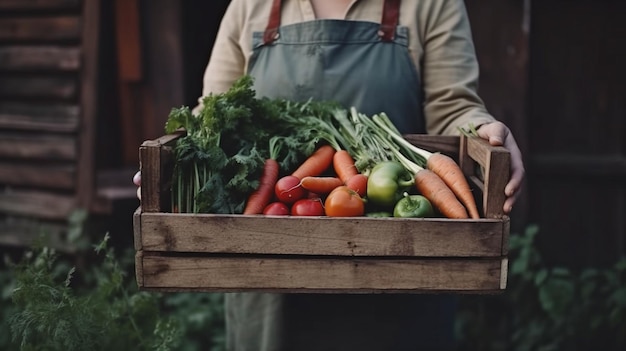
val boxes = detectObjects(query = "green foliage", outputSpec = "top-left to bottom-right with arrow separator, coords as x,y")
1,231 -> 226,351
7,234 -> 181,351
165,75 -> 349,214
455,225 -> 626,351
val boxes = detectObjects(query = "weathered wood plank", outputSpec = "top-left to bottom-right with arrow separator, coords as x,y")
0,0 -> 80,11
0,102 -> 79,132
0,132 -> 76,160
75,0 -> 99,210
139,213 -> 508,257
0,190 -> 75,220
0,162 -> 74,189
139,254 -> 505,293
0,76 -> 77,99
465,136 -> 510,218
403,134 -> 459,157
0,17 -> 80,41
0,46 -> 80,71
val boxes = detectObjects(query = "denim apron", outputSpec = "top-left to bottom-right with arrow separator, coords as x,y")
225,1 -> 455,350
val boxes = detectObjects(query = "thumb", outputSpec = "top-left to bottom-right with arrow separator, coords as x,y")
476,122 -> 506,146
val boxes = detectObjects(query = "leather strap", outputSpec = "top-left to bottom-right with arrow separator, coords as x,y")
380,0 -> 401,42
263,0 -> 401,44
263,0 -> 283,44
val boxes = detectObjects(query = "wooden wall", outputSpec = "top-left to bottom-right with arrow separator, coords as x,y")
526,0 -> 626,268
0,0 -> 100,248
466,0 -> 626,268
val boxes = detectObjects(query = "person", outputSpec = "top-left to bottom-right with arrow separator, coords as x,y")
134,0 -> 525,350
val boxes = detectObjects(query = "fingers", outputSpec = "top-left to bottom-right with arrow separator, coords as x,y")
477,122 -> 525,214
133,171 -> 141,186
133,171 -> 141,200
476,121 -> 507,146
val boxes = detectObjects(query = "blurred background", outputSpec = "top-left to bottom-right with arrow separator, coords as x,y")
0,0 -> 624,350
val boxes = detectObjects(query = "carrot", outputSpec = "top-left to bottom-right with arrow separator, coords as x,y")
291,144 -> 336,180
426,153 -> 480,219
243,158 -> 281,215
333,149 -> 358,183
371,113 -> 481,219
300,176 -> 344,195
345,173 -> 368,197
415,169 -> 469,219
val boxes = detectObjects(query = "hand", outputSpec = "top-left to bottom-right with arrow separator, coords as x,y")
476,121 -> 525,214
133,170 -> 141,200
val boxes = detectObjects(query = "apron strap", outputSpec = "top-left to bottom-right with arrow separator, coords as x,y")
263,0 -> 283,44
379,0 -> 401,42
263,0 -> 402,44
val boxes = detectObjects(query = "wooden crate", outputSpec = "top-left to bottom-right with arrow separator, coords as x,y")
134,132 -> 510,293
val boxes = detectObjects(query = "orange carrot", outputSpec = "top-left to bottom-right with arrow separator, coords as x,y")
426,153 -> 480,219
300,176 -> 344,195
345,173 -> 368,197
292,144 -> 336,180
243,158 -> 280,215
415,169 -> 469,219
333,149 -> 358,183
371,113 -> 480,218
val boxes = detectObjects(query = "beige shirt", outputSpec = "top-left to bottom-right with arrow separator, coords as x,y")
199,0 -> 496,135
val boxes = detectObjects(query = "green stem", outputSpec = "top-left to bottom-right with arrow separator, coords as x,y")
372,113 -> 431,164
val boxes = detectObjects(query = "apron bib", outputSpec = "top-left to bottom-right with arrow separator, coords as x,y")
247,0 -> 425,134
225,1 -> 454,350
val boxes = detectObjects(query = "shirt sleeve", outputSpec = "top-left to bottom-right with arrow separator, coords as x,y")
193,0 -> 247,114
421,0 -> 496,136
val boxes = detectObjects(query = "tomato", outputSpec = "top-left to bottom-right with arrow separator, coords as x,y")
291,198 -> 325,216
263,202 -> 290,216
275,175 -> 306,204
324,186 -> 365,217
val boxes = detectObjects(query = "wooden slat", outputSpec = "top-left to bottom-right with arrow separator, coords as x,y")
139,213 -> 508,257
0,76 -> 77,99
0,17 -> 80,41
0,102 -> 79,132
403,135 -> 459,157
139,134 -> 179,213
138,254 -> 505,293
0,190 -> 75,220
0,0 -> 80,11
465,136 -> 510,218
0,46 -> 80,71
0,162 -> 74,189
0,132 -> 76,160
75,0 -> 99,211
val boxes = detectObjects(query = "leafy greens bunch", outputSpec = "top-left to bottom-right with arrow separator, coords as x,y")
164,75 -> 341,214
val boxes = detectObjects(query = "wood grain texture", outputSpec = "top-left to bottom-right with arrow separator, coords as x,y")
0,46 -> 80,71
0,102 -> 79,132
134,133 -> 511,292
0,17 -> 80,41
0,132 -> 76,160
0,76 -> 77,99
0,189 -> 75,219
139,254 -> 505,293
0,162 -> 74,189
139,213 -> 508,257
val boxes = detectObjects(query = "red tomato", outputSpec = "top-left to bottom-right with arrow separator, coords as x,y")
263,202 -> 290,216
291,198 -> 325,216
324,186 -> 365,217
275,175 -> 306,204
